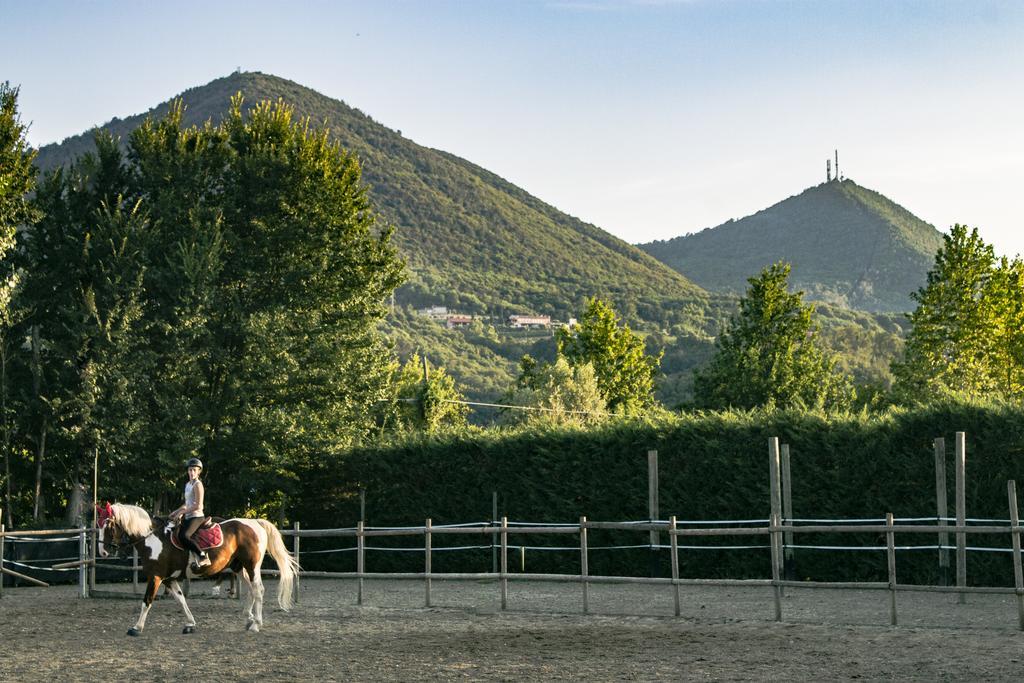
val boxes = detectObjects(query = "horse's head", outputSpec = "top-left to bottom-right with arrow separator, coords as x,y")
96,502 -> 129,558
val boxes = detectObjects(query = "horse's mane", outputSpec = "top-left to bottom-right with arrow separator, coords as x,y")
111,503 -> 154,537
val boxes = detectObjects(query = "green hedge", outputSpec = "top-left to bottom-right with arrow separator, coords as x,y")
293,402 -> 1024,585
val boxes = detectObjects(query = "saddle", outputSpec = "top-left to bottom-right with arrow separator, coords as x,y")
169,517 -> 224,551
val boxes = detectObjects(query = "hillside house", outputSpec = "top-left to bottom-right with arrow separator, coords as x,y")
417,306 -> 449,320
446,314 -> 473,329
508,314 -> 551,329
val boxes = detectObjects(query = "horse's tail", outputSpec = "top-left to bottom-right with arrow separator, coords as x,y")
256,519 -> 300,611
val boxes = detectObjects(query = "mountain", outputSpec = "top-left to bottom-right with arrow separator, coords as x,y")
35,71 -> 715,327
32,72 -> 906,406
639,179 -> 946,313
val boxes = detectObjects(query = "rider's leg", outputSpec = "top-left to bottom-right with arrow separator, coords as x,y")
179,516 -> 207,565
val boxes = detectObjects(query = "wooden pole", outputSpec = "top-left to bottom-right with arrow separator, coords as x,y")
648,449 -> 660,578
955,431 -> 967,604
359,489 -> 366,524
1,565 -> 48,587
293,521 -> 300,605
500,516 -> 508,610
934,437 -> 949,585
781,443 -> 794,581
580,516 -> 589,614
78,527 -> 88,598
356,520 -> 364,606
491,491 -> 498,574
769,512 -> 782,621
670,515 -> 680,617
768,438 -> 784,598
425,518 -> 432,608
1007,481 -> 1024,631
886,512 -> 897,626
0,520 -> 4,599
90,445 -> 97,593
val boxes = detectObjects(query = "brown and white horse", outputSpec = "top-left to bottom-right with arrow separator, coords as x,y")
97,502 -> 299,635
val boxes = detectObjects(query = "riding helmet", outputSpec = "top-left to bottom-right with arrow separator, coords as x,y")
186,457 -> 203,469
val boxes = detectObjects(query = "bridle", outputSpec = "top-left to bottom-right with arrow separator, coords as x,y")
100,519 -> 136,558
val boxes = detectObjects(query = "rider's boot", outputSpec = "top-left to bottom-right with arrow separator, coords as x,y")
196,550 -> 211,568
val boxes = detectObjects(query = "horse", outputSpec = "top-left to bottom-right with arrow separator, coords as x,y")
96,502 -> 299,635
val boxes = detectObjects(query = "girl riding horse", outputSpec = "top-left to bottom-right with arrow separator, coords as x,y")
97,501 -> 299,635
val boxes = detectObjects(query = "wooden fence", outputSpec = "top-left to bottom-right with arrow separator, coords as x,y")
3,434 -> 1023,629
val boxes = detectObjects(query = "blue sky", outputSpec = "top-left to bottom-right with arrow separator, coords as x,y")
4,0 -> 1022,256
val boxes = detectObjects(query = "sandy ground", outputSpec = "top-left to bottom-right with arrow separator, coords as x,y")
1,577 -> 1023,681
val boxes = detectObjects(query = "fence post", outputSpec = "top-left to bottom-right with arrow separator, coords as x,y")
500,516 -> 508,610
0,521 -> 4,599
886,512 -> 898,626
955,431 -> 967,604
293,521 -> 300,605
934,437 -> 949,586
781,444 -> 795,581
768,438 -> 784,600
1007,481 -> 1024,631
580,516 -> 589,614
132,547 -> 139,595
491,491 -> 498,574
425,518 -> 432,608
769,511 -> 782,621
78,527 -> 88,598
648,450 -> 660,578
356,520 -> 364,606
670,515 -> 680,617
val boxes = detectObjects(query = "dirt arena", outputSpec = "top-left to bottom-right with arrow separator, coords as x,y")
1,577 -> 1022,681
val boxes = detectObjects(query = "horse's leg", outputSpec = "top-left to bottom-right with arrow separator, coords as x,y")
211,573 -> 223,597
165,579 -> 198,634
239,566 -> 260,631
251,562 -> 266,628
127,575 -> 162,637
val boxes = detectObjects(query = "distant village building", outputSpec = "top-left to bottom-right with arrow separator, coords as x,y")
508,314 -> 551,329
417,306 -> 449,320
445,314 -> 473,329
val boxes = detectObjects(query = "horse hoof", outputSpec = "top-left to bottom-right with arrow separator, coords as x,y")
246,620 -> 260,633
182,625 -> 195,634
127,628 -> 141,637
211,586 -> 220,597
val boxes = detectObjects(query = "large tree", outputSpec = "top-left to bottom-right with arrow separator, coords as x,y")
12,97 -> 406,520
0,82 -> 40,525
693,262 -> 853,411
556,297 -> 660,414
891,224 -> 1021,400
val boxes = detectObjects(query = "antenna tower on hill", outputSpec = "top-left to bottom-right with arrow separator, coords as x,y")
835,149 -> 840,181
826,159 -> 832,182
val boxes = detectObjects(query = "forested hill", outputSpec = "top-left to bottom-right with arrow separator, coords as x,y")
639,179 -> 946,313
34,71 -> 713,332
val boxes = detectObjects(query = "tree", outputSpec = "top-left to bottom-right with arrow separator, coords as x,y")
384,354 -> 469,433
556,298 -> 661,414
891,225 -> 999,400
14,136 -> 148,520
693,262 -> 853,411
0,82 -> 40,525
986,257 -> 1024,396
504,355 -> 607,427
12,97 -> 407,519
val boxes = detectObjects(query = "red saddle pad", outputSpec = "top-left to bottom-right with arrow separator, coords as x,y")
170,522 -> 223,551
